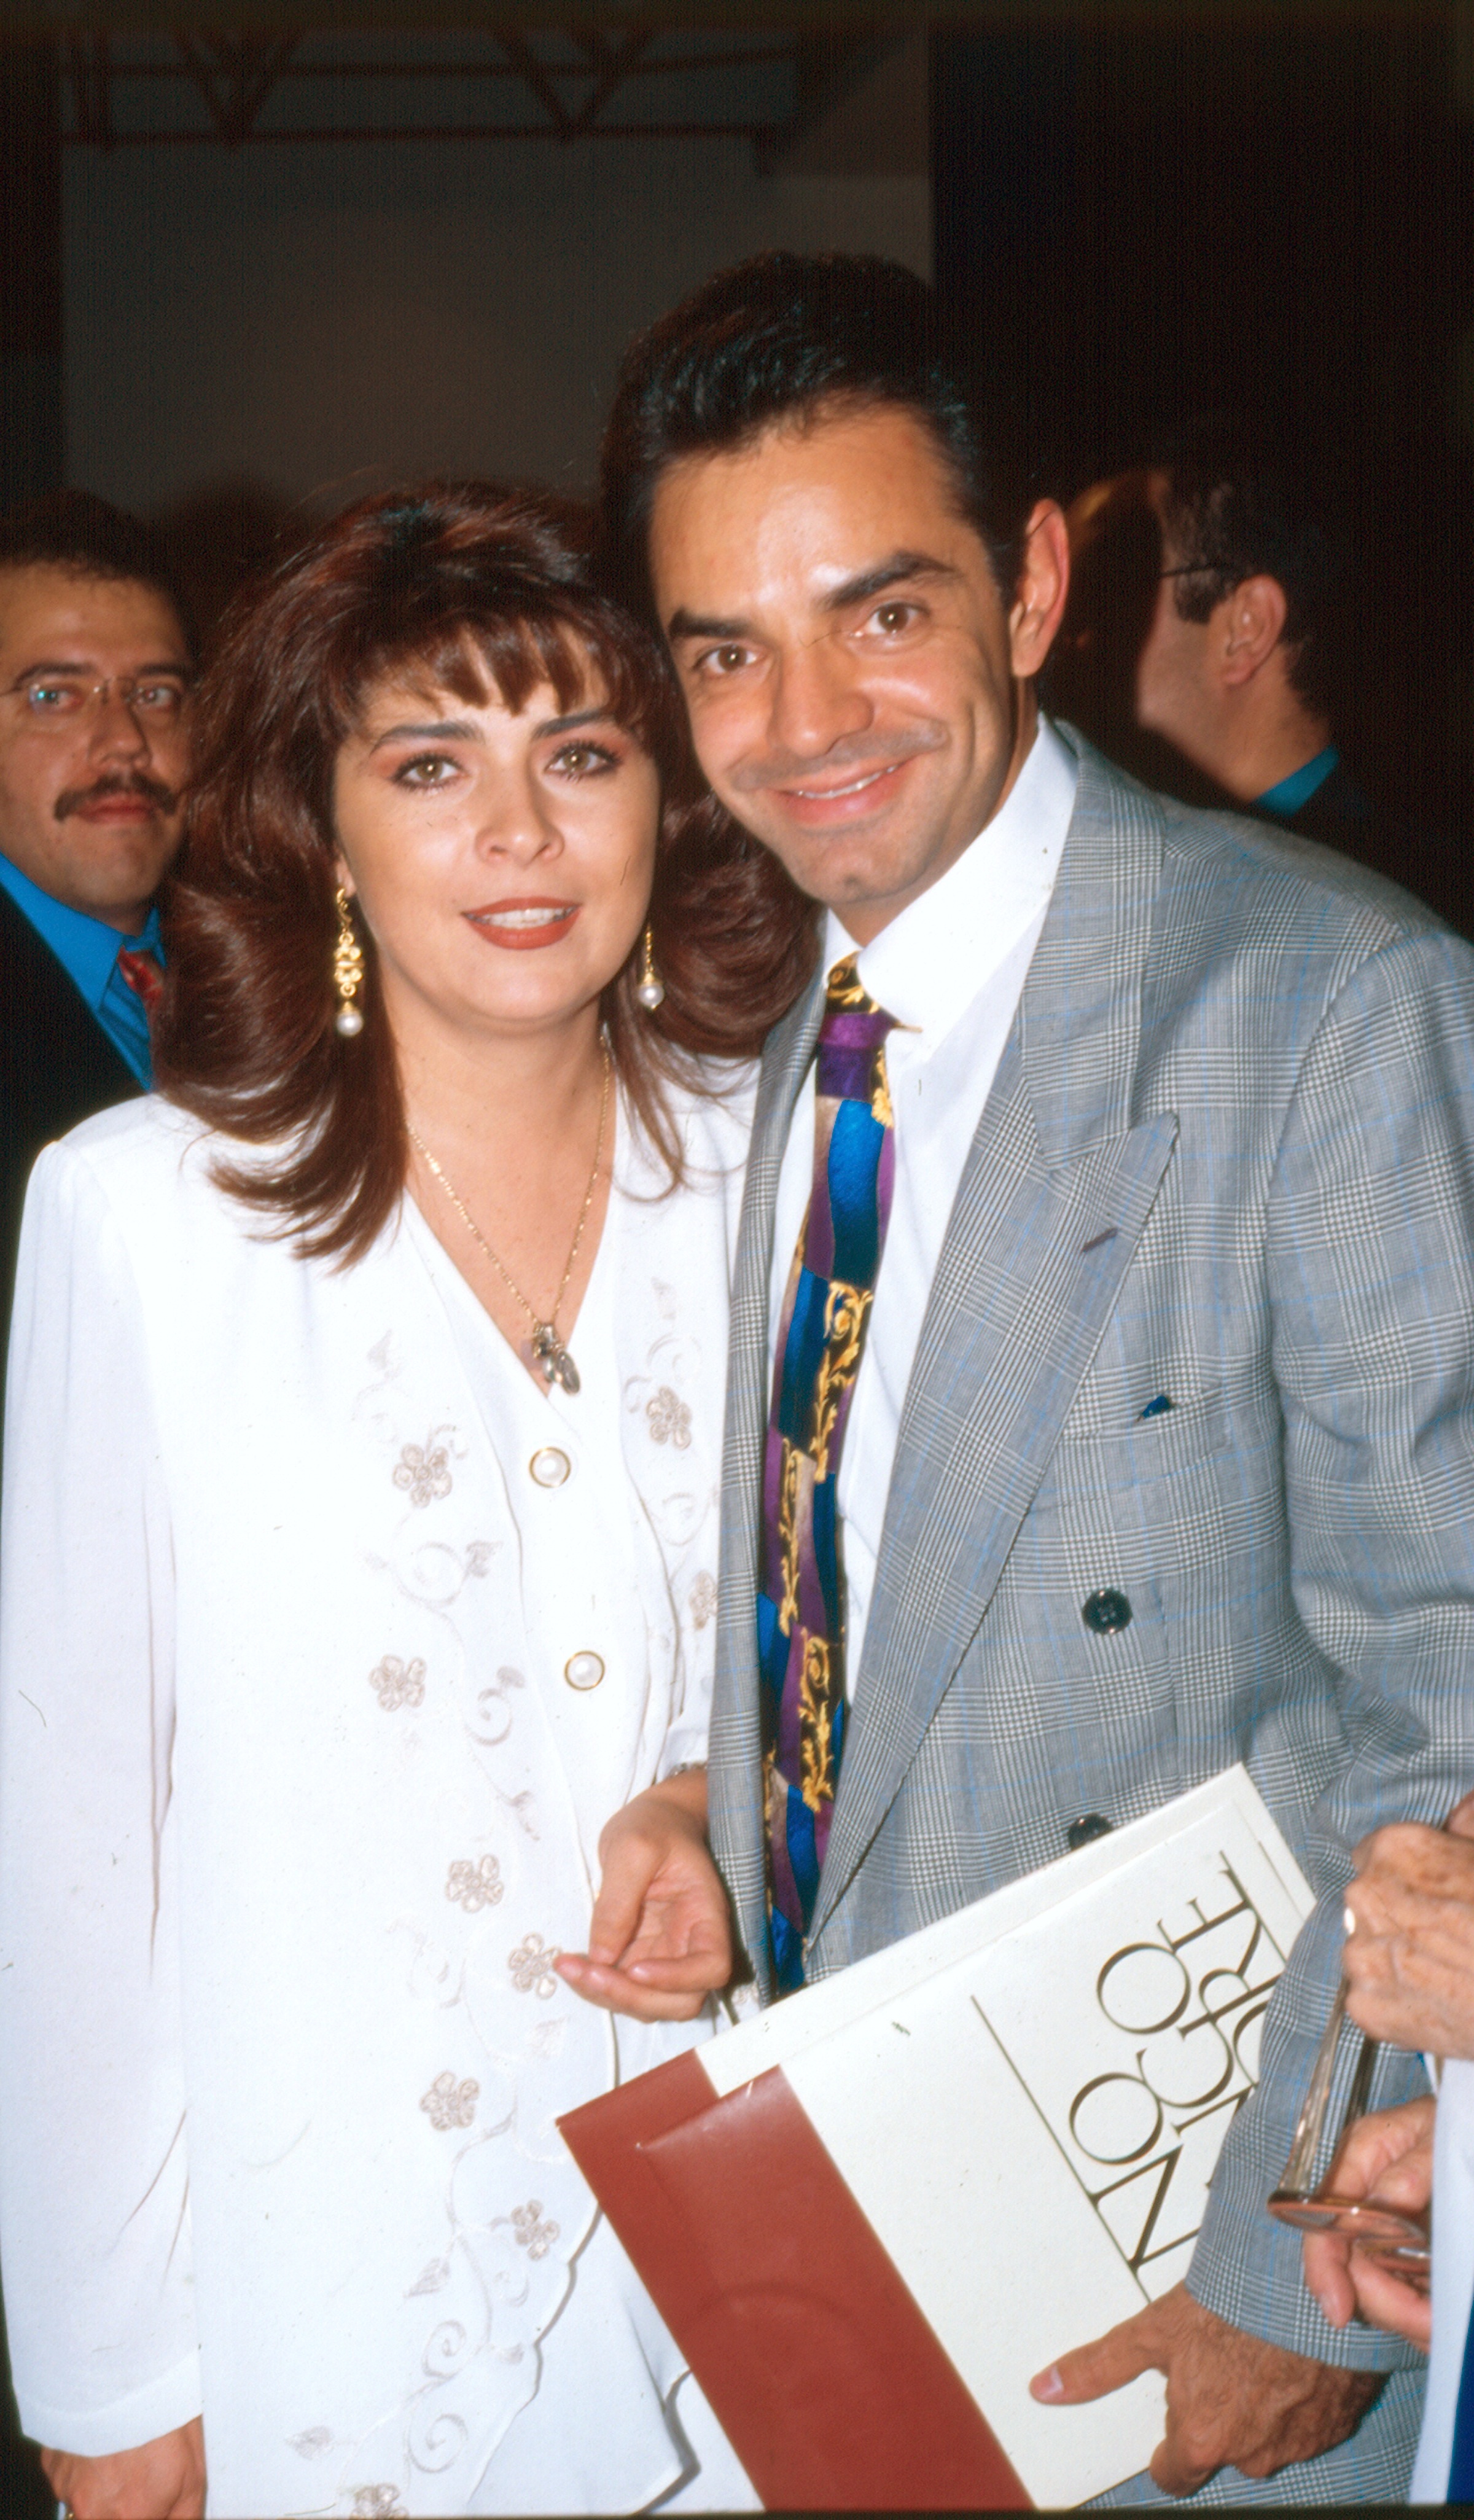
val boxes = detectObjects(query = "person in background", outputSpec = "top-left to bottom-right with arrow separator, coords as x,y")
596,249 -> 1474,2504
0,490 -> 193,1311
1055,425 -> 1461,929
1300,1796 -> 1474,2502
0,487 -> 193,2520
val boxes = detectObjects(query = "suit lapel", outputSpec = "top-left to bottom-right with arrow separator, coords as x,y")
711,967 -> 826,1976
810,738 -> 1180,1946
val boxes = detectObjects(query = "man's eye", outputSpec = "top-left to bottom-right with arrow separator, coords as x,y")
134,683 -> 187,717
24,681 -> 84,712
870,603 -> 918,634
700,646 -> 751,676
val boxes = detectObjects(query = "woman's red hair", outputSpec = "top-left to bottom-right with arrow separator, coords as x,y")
154,482 -> 815,1262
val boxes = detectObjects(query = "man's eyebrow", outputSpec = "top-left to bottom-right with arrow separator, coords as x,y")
9,658 -> 192,681
666,609 -> 752,645
820,551 -> 961,612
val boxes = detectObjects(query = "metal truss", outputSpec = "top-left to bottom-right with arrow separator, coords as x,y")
57,24 -> 833,148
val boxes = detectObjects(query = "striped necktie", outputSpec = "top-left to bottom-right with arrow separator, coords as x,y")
758,954 -> 897,1994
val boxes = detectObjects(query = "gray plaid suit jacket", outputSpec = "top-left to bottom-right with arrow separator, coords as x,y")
708,731 -> 1474,2504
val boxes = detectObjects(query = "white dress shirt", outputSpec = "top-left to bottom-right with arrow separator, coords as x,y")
0,1082 -> 758,2516
768,716 -> 1078,1690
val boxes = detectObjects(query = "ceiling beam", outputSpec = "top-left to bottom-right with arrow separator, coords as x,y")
173,31 -> 298,141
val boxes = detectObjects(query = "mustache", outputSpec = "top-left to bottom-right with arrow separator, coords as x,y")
54,771 -> 178,822
727,727 -> 945,794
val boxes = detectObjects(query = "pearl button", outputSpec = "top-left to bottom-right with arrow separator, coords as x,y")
529,1447 -> 571,1489
564,1650 -> 605,1691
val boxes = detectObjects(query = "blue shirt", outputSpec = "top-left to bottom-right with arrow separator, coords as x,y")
1254,746 -> 1341,819
0,851 -> 161,1088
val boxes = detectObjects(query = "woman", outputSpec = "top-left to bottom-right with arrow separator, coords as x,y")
0,486 -> 811,2518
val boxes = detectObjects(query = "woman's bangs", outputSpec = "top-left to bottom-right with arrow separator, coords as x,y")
348,607 -> 651,745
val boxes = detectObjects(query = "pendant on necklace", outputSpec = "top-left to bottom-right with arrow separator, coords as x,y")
531,1322 -> 580,1395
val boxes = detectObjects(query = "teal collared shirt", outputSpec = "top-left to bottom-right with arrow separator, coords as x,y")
1254,746 -> 1340,819
0,851 -> 161,1086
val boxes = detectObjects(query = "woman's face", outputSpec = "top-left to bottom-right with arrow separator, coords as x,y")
332,650 -> 660,1045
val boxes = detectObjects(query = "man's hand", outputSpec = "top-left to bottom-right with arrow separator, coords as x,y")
1029,2282 -> 1381,2495
1300,2095 -> 1434,2349
41,2417 -> 206,2519
1343,1788 -> 1474,2058
555,1768 -> 732,2021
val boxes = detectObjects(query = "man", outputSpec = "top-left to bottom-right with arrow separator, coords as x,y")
583,252 -> 1474,2502
1301,1801 -> 1474,2502
1055,431 -> 1460,929
0,490 -> 192,1313
0,490 -> 191,2520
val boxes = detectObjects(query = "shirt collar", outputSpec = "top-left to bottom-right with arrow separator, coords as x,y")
0,848 -> 162,1012
1254,746 -> 1340,818
824,714 -> 1078,1043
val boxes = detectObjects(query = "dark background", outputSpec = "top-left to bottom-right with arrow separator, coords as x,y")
1,6 -> 1472,2511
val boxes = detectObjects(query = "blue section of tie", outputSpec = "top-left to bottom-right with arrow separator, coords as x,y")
828,1099 -> 886,1285
1448,2305 -> 1474,2499
778,1268 -> 829,1444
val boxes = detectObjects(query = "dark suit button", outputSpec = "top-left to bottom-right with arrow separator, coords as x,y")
1068,1814 -> 1114,1851
1083,1586 -> 1133,1633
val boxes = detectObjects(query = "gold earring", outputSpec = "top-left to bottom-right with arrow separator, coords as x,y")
333,886 -> 365,1036
635,924 -> 665,1012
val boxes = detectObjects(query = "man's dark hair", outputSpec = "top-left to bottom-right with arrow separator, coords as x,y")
601,251 -> 1022,617
1154,419 -> 1347,719
0,488 -> 193,650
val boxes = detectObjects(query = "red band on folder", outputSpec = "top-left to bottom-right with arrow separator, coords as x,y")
561,2051 -> 1030,2511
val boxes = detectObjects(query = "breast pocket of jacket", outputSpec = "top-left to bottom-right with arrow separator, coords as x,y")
989,1391 -> 1235,1784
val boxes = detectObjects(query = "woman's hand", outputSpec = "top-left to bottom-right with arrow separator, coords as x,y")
1300,2096 -> 1435,2348
1343,1789 -> 1474,2058
41,2416 -> 206,2519
556,1769 -> 733,2021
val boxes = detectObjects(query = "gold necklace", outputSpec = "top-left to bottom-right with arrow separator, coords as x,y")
408,1043 -> 612,1395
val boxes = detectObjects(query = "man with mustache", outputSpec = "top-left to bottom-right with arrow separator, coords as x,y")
588,252 -> 1474,2503
0,492 -> 192,1319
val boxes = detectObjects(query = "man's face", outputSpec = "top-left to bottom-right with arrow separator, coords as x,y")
1131,475 -> 1219,756
649,402 -> 1068,942
0,564 -> 192,931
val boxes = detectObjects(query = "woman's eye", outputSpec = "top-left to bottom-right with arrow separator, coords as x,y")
548,741 -> 618,779
394,752 -> 459,787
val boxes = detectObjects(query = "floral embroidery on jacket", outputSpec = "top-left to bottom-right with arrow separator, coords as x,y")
368,1654 -> 426,1712
645,1384 -> 692,1449
445,1854 -> 503,1912
392,1438 -> 453,1508
509,2200 -> 560,2260
351,2490 -> 407,2518
419,2070 -> 479,2131
689,1570 -> 717,1630
508,1932 -> 560,1997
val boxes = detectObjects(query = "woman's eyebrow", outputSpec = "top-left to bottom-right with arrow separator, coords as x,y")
367,718 -> 481,750
533,705 -> 614,738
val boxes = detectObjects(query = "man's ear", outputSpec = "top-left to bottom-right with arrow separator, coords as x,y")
1217,574 -> 1289,688
1008,500 -> 1071,680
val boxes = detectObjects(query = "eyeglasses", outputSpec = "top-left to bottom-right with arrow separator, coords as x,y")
6,671 -> 191,727
1265,1976 -> 1431,2287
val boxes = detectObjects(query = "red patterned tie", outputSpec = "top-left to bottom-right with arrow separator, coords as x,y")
117,946 -> 163,1018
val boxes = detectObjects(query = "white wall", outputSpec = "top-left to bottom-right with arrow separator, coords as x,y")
64,136 -> 929,514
